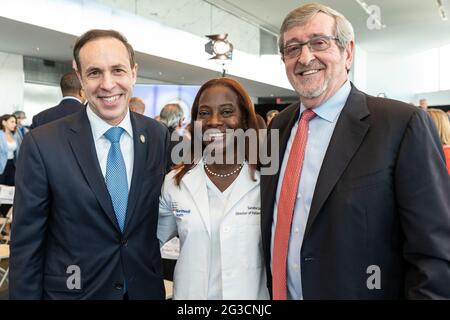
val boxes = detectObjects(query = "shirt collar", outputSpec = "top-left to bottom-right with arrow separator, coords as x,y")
86,104 -> 133,141
62,96 -> 83,104
300,79 -> 351,123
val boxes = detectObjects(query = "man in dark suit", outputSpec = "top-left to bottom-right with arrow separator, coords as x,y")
10,29 -> 169,299
261,3 -> 450,300
30,71 -> 86,129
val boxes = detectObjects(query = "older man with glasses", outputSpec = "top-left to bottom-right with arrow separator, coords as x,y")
260,3 -> 450,300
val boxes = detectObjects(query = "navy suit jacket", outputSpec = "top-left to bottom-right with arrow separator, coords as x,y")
261,85 -> 450,299
30,97 -> 85,129
10,109 -> 170,299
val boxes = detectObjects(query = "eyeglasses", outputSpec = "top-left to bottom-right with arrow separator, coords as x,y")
281,36 -> 337,60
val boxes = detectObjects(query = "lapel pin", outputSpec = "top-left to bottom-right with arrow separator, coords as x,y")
140,134 -> 146,143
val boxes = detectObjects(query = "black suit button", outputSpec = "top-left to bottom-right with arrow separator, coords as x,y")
121,239 -> 128,246
303,257 -> 314,262
115,283 -> 123,290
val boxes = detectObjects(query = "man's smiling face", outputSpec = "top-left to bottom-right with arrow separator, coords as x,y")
76,37 -> 137,125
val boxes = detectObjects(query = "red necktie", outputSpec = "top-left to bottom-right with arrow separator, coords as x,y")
272,109 -> 316,300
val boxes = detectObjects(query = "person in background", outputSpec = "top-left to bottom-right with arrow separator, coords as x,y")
183,123 -> 192,141
13,111 -> 28,141
0,114 -> 19,216
159,103 -> 184,168
30,71 -> 86,129
266,109 -> 279,125
419,98 -> 429,111
0,114 -> 19,186
129,96 -> 146,115
158,77 -> 269,300
159,103 -> 184,135
427,108 -> 450,174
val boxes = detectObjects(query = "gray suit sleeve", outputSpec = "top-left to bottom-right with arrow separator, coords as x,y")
10,132 -> 50,299
394,109 -> 450,299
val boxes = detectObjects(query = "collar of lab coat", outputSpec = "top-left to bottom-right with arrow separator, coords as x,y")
181,159 -> 260,237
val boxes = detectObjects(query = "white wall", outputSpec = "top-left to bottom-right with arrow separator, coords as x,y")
364,51 -> 415,103
352,45 -> 367,92
0,51 -> 24,114
23,83 -> 62,125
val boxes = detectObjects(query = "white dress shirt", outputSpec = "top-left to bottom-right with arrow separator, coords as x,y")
205,173 -> 236,300
86,105 -> 134,190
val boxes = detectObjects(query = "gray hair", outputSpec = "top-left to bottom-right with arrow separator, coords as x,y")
279,3 -> 354,53
13,111 -> 26,119
159,103 -> 184,130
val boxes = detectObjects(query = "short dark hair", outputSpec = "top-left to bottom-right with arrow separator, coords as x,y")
73,29 -> 135,73
60,71 -> 82,96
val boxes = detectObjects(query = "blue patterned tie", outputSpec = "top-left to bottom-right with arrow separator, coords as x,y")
104,127 -> 128,232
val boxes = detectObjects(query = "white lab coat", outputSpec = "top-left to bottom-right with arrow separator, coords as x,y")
158,161 -> 269,300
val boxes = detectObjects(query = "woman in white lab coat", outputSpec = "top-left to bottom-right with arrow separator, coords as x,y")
158,77 -> 269,300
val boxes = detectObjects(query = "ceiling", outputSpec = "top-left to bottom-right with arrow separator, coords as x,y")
1,0 -> 450,99
0,16 -> 295,99
216,0 -> 450,53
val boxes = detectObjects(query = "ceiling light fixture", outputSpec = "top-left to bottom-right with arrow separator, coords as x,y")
205,33 -> 233,76
205,33 -> 233,61
436,0 -> 448,21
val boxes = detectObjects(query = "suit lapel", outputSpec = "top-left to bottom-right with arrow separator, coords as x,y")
304,86 -> 370,239
123,113 -> 147,232
67,110 -> 120,232
182,161 -> 212,237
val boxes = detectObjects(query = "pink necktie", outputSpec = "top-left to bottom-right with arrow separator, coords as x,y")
272,109 -> 316,300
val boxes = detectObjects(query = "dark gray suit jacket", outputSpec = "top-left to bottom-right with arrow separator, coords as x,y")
261,84 -> 450,299
10,109 -> 170,299
30,97 -> 85,129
